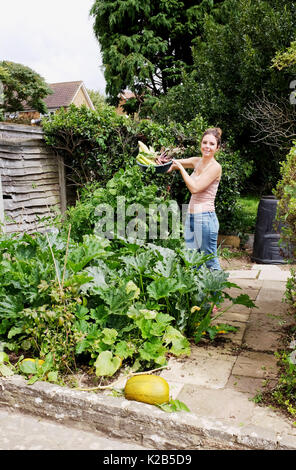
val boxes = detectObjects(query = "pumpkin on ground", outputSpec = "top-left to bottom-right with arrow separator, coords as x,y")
124,374 -> 169,405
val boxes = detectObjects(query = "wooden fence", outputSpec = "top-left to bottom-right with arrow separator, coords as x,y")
0,123 -> 66,234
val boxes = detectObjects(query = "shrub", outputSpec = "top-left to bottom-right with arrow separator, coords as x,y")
270,142 -> 296,417
274,142 -> 296,259
42,103 -> 139,188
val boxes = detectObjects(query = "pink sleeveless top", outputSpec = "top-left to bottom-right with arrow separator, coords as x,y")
188,177 -> 220,213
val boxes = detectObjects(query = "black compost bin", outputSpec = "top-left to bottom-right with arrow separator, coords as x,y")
252,195 -> 286,264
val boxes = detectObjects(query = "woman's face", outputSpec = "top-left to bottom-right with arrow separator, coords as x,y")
200,133 -> 219,158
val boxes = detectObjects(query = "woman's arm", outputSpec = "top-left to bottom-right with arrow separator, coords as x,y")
173,159 -> 221,194
167,157 -> 199,172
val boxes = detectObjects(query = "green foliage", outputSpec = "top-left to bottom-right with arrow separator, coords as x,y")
271,143 -> 296,417
236,196 -> 260,233
268,348 -> 296,418
89,0 -> 214,104
157,398 -> 190,413
274,142 -> 296,259
215,149 -> 254,235
0,61 -> 52,114
63,165 -> 168,243
42,103 -> 138,187
146,73 -> 201,124
272,40 -> 296,72
191,0 -> 295,131
87,89 -> 106,109
0,212 -> 254,382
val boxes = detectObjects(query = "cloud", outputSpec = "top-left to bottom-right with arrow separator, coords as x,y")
0,0 -> 106,94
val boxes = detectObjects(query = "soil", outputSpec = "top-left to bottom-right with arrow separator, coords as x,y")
219,247 -> 296,271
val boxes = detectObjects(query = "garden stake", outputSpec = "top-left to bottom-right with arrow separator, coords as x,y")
45,232 -> 64,299
75,365 -> 170,391
61,223 -> 71,289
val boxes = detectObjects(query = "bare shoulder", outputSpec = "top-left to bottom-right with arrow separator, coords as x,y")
214,159 -> 222,174
192,157 -> 202,169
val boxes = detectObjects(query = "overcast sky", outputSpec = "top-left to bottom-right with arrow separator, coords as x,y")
0,0 -> 107,94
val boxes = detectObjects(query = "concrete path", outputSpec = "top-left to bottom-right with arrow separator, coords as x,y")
0,407 -> 149,450
1,263 -> 296,450
158,264 -> 296,449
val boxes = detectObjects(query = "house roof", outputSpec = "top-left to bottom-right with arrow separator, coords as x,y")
23,81 -> 94,111
118,90 -> 136,101
45,81 -> 84,108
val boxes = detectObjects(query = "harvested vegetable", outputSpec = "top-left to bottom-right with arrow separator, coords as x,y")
136,141 -> 173,167
124,374 -> 170,405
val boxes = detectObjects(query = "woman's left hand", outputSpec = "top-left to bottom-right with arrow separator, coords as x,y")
171,159 -> 183,171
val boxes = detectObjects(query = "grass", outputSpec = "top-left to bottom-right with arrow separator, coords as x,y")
237,194 -> 260,233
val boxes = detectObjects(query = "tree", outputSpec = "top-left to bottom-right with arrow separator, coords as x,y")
87,89 -> 106,110
0,61 -> 52,115
90,0 -> 221,105
191,0 -> 296,136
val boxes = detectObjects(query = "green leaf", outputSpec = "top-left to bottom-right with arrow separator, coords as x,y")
178,247 -> 211,268
163,326 -> 191,356
94,351 -> 122,377
194,312 -> 212,343
154,257 -> 176,278
99,285 -> 135,314
67,235 -> 112,273
0,351 -> 10,364
232,294 -> 256,309
7,326 -> 23,339
101,328 -> 118,345
127,305 -> 158,320
0,363 -> 14,377
138,338 -> 167,365
147,278 -> 178,300
47,371 -> 59,383
79,265 -> 108,293
157,399 -> 190,413
120,252 -> 153,274
19,360 -> 37,375
114,340 -> 136,359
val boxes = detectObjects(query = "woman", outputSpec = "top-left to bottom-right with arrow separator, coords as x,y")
168,127 -> 222,270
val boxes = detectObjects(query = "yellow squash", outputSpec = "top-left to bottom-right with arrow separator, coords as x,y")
124,374 -> 169,405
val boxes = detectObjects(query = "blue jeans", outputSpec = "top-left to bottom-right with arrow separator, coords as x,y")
184,211 -> 221,271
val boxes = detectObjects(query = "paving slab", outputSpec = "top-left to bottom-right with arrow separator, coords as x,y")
255,281 -> 289,314
176,385 -> 257,426
232,351 -> 279,380
226,375 -> 277,396
159,347 -> 236,390
219,298 -> 254,314
214,310 -> 250,323
227,270 -> 259,279
258,270 -> 291,281
242,310 -> 293,352
0,407 -> 149,450
223,278 -> 262,301
251,264 -> 284,270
